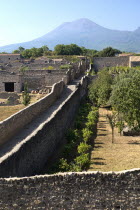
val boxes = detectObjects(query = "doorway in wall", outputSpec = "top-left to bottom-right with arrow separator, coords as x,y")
5,82 -> 14,92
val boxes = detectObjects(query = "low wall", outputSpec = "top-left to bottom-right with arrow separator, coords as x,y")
0,81 -> 64,146
0,169 -> 140,209
93,56 -> 129,71
0,76 -> 88,178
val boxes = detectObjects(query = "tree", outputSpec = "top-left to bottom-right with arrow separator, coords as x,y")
54,44 -> 82,55
106,112 -> 117,143
54,44 -> 66,55
22,83 -> 30,106
18,46 -> 25,53
98,47 -> 121,57
89,69 -> 113,106
12,50 -> 20,54
110,69 -> 140,127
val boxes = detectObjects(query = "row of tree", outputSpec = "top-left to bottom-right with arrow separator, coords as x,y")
11,45 -> 122,58
89,67 -> 140,131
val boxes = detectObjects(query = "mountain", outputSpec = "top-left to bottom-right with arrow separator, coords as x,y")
0,18 -> 140,53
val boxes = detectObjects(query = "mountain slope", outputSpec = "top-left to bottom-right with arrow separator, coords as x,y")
0,18 -> 140,53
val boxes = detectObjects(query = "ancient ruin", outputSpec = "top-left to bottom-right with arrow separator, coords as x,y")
0,54 -> 140,208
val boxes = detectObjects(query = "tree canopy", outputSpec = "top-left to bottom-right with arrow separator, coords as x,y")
89,69 -> 112,106
110,69 -> 140,127
54,44 -> 82,55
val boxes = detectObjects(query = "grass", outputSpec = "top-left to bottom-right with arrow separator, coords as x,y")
89,108 -> 140,172
0,93 -> 46,121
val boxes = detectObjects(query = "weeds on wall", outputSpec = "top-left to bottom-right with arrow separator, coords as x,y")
48,101 -> 98,173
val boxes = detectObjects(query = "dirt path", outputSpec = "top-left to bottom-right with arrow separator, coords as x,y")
89,108 -> 140,172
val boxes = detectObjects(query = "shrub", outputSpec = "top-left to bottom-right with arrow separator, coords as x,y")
22,83 -> 30,106
78,142 -> 91,154
82,128 -> 93,142
58,158 -> 70,172
74,153 -> 90,170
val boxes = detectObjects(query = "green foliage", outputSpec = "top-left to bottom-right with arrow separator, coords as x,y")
80,47 -> 98,56
77,142 -> 91,154
19,46 -> 25,53
97,47 -> 121,57
12,50 -> 20,54
108,66 -> 131,74
48,101 -> 98,173
106,112 -> 117,143
116,120 -> 124,136
89,69 -> 113,106
58,158 -> 70,172
82,128 -> 93,142
74,153 -> 90,170
60,64 -> 72,69
110,69 -> 140,127
13,45 -> 50,58
22,83 -> 30,106
43,66 -> 55,70
54,44 -> 82,55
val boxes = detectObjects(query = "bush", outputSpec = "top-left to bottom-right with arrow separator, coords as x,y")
58,158 -> 70,172
74,153 -> 90,170
82,128 -> 93,142
22,83 -> 30,106
78,142 -> 91,154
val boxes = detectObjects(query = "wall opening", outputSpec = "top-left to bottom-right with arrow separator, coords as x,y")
5,82 -> 14,92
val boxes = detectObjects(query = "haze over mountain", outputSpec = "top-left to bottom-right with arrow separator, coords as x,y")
0,18 -> 140,53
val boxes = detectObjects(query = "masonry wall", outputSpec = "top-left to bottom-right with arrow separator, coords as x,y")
0,170 -> 140,209
0,81 -> 64,146
0,77 -> 88,177
0,54 -> 21,63
93,56 -> 129,71
0,73 -> 22,92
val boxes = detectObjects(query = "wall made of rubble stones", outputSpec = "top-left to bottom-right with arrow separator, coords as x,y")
0,77 -> 88,178
0,80 -> 64,146
0,54 -> 21,63
0,72 -> 22,92
93,56 -> 129,71
0,170 -> 140,209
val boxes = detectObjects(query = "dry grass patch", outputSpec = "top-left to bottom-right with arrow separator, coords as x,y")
0,93 -> 46,121
89,108 -> 140,172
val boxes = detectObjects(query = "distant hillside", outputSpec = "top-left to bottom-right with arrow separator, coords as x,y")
0,18 -> 140,53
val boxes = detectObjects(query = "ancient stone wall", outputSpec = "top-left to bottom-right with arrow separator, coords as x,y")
93,56 -> 129,71
0,81 -> 64,146
0,76 -> 88,177
0,72 -> 22,92
0,170 -> 140,209
22,70 -> 70,89
0,54 -> 21,63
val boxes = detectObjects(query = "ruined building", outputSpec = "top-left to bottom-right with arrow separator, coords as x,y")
0,54 -> 88,92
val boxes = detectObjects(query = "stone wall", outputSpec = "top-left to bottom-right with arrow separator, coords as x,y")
22,69 -> 70,90
0,76 -> 88,178
0,170 -> 140,209
0,72 -> 22,92
93,56 -> 129,71
131,61 -> 140,67
0,81 -> 64,146
0,54 -> 21,63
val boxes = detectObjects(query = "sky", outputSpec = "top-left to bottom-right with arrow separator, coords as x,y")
0,0 -> 140,46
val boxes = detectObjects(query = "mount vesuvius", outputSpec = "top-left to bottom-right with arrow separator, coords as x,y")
0,18 -> 140,53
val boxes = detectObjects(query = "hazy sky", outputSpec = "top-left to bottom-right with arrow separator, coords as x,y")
0,0 -> 140,46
